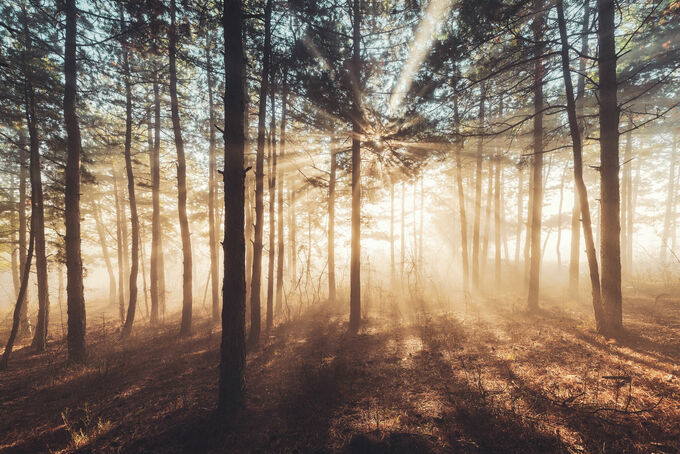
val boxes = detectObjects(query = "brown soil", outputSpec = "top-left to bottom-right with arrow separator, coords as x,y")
1,296 -> 679,453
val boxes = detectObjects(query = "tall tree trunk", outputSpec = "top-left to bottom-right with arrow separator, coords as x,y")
18,136 -> 30,336
389,176 -> 395,286
453,96 -> 470,294
481,157 -> 493,277
400,182 -> 405,280
524,163 -> 533,286
290,175 -> 296,287
64,0 -> 86,363
154,74 -> 167,320
266,84 -> 277,332
113,167 -> 126,323
569,0 -> 590,294
121,33 -> 140,339
494,154 -> 502,289
472,82 -> 485,289
527,0 -> 544,310
625,123 -> 634,274
149,80 -> 159,325
328,138 -> 337,304
661,130 -> 676,263
556,165 -> 567,270
219,0 -> 246,415
597,0 -> 622,333
348,0 -> 362,334
419,176 -> 424,270
20,10 -> 49,349
207,33 -> 220,323
170,0 -> 194,337
515,166 -> 523,267
557,0 -> 605,330
248,0 -> 272,346
276,76 -> 287,314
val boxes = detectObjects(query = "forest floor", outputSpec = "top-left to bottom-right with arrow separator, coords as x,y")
1,293 -> 679,453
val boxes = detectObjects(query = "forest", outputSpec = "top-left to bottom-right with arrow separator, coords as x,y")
0,0 -> 679,452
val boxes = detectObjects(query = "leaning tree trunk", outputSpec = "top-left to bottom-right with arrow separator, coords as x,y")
121,34 -> 140,339
527,0 -> 544,310
170,0 -> 194,337
569,0 -> 591,294
1,215 -> 35,369
348,0 -> 362,334
597,0 -> 622,334
64,0 -> 86,363
218,0 -> 247,416
557,0 -> 605,330
22,10 -> 49,350
206,33 -> 220,323
248,0 -> 272,346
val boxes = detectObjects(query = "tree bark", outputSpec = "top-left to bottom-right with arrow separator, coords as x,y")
557,0 -> 605,330
348,0 -> 362,334
219,0 -> 246,415
113,167 -> 127,324
276,75 -> 287,315
18,141 -> 30,336
266,83 -> 277,332
527,0 -> 544,310
170,0 -> 194,337
494,154 -> 502,289
248,0 -> 272,346
121,31 -> 140,339
21,7 -> 49,350
569,0 -> 591,294
400,182 -> 405,281
597,0 -> 622,333
64,0 -> 86,363
661,130 -> 676,263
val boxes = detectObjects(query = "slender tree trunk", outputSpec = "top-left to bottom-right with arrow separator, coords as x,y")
625,124 -> 635,274
515,166 -> 523,267
64,0 -> 86,363
524,163 -> 533,286
122,33 -> 140,339
527,0 -> 544,310
482,156 -> 493,277
151,72 -> 166,321
248,0 -> 272,345
290,175 -> 297,287
276,77 -> 287,314
266,84 -> 277,332
219,0 -> 246,415
113,168 -> 126,323
20,11 -> 48,349
597,0 -> 622,333
93,201 -> 116,307
170,0 -> 194,337
389,176 -> 395,286
328,138 -> 337,304
400,182 -> 405,280
419,176 -> 424,270
494,154 -> 502,289
557,0 -> 605,330
556,165 -> 567,270
207,33 -> 220,323
453,96 -> 470,294
472,82 -> 485,289
348,0 -> 362,334
18,136 -> 30,336
570,0 -> 590,294
661,130 -> 676,263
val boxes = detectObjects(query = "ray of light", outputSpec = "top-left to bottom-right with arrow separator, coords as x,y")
388,0 -> 454,115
